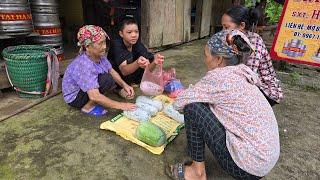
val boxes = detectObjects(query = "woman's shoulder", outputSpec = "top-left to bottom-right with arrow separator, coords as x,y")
71,53 -> 95,67
247,31 -> 264,42
206,66 -> 239,80
207,65 -> 257,79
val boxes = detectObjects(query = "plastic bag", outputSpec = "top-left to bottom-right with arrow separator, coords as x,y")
163,68 -> 176,85
164,79 -> 184,98
140,64 -> 164,96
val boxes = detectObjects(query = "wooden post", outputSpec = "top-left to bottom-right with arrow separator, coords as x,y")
163,0 -> 176,45
183,0 -> 191,42
175,0 -> 184,43
200,0 -> 213,38
147,0 -> 165,48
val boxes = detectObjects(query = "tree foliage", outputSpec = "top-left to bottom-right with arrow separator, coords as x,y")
245,0 -> 283,25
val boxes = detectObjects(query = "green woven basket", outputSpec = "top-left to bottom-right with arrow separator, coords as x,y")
2,45 -> 50,98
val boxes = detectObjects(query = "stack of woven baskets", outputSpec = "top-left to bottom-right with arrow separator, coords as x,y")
2,45 -> 49,98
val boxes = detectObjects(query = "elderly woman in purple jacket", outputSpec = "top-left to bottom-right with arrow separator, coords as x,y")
62,25 -> 136,116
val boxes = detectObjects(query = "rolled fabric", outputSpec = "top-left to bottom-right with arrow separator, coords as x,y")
123,108 -> 151,122
136,96 -> 163,111
136,101 -> 159,116
163,104 -> 184,124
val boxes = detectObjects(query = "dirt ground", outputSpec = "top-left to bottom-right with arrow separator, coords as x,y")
0,39 -> 319,179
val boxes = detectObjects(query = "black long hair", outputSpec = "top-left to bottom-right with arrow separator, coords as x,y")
225,6 -> 259,31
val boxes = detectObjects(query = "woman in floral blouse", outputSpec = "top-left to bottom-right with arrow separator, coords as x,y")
221,5 -> 283,106
168,30 -> 280,180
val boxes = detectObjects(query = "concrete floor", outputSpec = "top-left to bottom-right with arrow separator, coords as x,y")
0,39 -> 319,179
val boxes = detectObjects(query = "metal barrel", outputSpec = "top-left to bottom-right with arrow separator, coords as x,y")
300,45 -> 307,57
288,39 -> 302,57
31,13 -> 62,46
0,0 -> 33,36
282,42 -> 289,54
29,0 -> 64,60
29,0 -> 59,14
297,44 -> 303,57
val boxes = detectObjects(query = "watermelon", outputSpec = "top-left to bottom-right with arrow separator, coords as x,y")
135,122 -> 167,147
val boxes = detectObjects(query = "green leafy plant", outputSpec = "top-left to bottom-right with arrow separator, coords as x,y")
289,71 -> 301,85
265,0 -> 283,24
245,0 -> 283,25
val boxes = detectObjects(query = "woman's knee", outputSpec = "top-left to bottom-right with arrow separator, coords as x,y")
98,73 -> 115,92
184,103 -> 210,116
98,73 -> 113,84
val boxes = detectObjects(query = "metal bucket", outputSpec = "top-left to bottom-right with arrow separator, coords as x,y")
29,0 -> 63,60
31,13 -> 62,46
29,0 -> 59,14
0,0 -> 33,36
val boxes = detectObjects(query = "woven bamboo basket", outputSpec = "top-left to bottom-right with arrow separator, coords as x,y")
2,45 -> 49,98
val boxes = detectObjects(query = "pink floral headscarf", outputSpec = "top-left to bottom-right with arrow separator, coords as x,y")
77,25 -> 109,53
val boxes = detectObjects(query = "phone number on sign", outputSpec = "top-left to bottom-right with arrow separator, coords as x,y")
293,32 -> 320,40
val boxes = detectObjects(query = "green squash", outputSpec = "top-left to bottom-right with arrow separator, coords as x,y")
135,122 -> 167,147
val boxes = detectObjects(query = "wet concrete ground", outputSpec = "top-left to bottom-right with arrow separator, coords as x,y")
0,39 -> 319,179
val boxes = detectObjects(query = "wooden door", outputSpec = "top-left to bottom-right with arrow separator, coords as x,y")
142,0 -> 212,48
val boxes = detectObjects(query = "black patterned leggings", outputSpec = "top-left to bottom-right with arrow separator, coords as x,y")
183,103 -> 262,180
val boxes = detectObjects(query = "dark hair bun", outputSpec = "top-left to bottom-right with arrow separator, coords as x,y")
225,6 -> 260,30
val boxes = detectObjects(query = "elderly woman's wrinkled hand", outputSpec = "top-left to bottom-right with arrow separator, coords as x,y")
120,103 -> 137,111
123,85 -> 135,99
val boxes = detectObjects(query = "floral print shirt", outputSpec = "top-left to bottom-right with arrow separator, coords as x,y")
174,64 -> 280,177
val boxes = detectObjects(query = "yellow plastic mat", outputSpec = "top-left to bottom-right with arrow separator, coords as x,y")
100,95 -> 184,155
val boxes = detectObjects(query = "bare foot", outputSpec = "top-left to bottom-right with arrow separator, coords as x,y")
184,162 -> 207,180
81,101 -> 96,113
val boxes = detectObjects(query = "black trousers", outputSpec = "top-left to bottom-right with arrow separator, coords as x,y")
68,73 -> 115,108
184,103 -> 262,180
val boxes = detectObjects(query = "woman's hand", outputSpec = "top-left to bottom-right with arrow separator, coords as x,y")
154,53 -> 164,65
119,103 -> 137,111
123,84 -> 135,99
